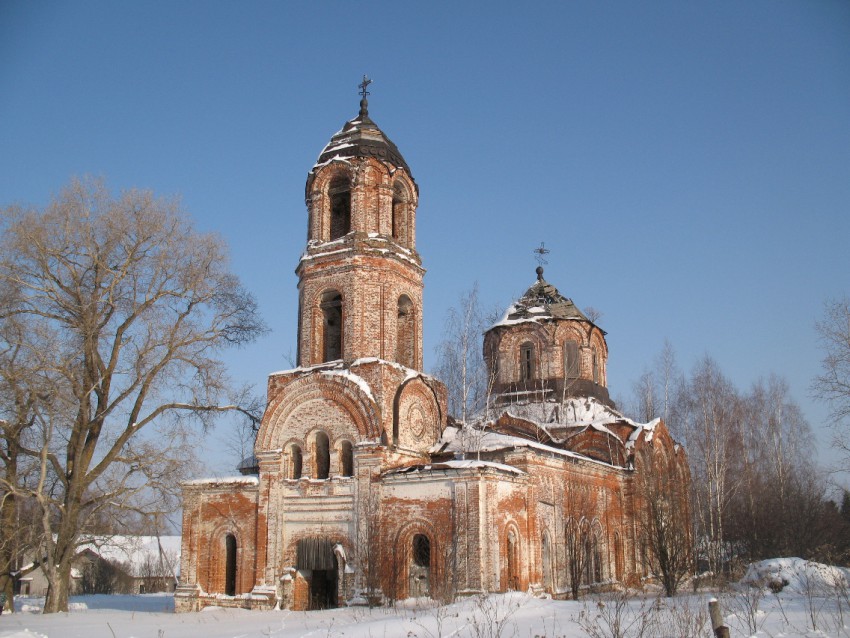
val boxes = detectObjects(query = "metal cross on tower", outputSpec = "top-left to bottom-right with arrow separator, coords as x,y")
533,242 -> 550,266
358,75 -> 372,99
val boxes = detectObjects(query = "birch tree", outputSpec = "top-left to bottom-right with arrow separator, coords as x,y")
677,356 -> 741,575
813,296 -> 850,469
434,284 -> 498,423
0,178 -> 265,612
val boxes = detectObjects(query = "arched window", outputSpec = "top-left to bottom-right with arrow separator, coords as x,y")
506,529 -> 520,590
289,444 -> 302,479
339,440 -> 353,477
225,534 -> 237,596
583,528 -> 603,585
321,291 -> 343,362
613,532 -> 624,582
396,295 -> 415,368
329,175 -> 351,240
520,342 -> 534,381
392,182 -> 408,245
592,347 -> 599,384
315,431 -> 330,480
542,531 -> 553,591
564,340 -> 579,378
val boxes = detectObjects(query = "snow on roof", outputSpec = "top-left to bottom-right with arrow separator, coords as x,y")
487,396 -> 634,430
434,424 -> 625,470
321,368 -> 375,402
625,418 -> 661,449
77,535 -> 182,577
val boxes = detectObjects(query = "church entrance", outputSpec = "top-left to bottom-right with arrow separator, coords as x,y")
409,534 -> 431,598
309,568 -> 338,610
296,537 -> 340,609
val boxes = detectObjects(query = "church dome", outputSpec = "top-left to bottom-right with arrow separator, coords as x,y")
313,96 -> 412,178
503,266 -> 597,326
484,266 -> 612,408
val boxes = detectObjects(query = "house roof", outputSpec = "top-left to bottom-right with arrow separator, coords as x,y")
77,535 -> 181,578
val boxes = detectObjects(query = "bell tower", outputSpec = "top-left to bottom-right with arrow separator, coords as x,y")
296,80 -> 424,370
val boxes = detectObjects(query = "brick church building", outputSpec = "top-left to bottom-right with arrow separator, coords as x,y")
176,90 -> 691,612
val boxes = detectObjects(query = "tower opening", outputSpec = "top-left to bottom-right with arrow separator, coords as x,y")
329,176 -> 351,240
564,340 -> 579,378
397,295 -> 415,368
392,182 -> 408,245
592,347 -> 599,384
520,342 -> 534,381
321,291 -> 343,362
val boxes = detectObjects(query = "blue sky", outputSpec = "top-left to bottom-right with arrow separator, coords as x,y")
2,1 -> 849,479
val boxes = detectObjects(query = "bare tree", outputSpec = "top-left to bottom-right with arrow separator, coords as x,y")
0,178 -> 265,612
813,296 -> 850,469
434,284 -> 501,425
638,452 -> 692,596
563,480 -> 598,600
677,356 -> 741,575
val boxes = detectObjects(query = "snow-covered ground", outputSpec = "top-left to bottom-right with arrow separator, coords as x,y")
1,558 -> 848,637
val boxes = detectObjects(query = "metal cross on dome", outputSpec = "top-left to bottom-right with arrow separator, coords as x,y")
358,75 -> 372,99
534,242 -> 550,266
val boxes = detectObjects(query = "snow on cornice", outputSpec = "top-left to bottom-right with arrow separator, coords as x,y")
184,476 -> 259,486
270,357 -> 438,384
385,459 -> 525,478
298,235 -> 421,268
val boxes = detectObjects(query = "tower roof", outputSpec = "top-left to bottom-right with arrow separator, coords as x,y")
313,96 -> 412,177
495,267 -> 604,331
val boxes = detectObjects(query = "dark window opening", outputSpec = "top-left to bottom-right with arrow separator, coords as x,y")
520,343 -> 534,381
329,177 -> 351,240
290,444 -> 302,479
564,341 -> 579,378
225,534 -> 237,596
315,431 -> 330,479
340,440 -> 353,477
321,291 -> 343,362
392,182 -> 407,244
592,348 -> 599,384
396,295 -> 415,368
413,534 -> 431,567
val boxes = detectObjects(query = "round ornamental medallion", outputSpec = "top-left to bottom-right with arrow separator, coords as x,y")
409,405 -> 426,439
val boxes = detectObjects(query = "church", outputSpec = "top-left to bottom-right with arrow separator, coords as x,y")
176,86 -> 691,612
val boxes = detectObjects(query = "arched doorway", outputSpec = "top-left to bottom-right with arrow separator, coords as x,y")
409,533 -> 431,597
224,534 -> 237,596
296,537 -> 339,610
